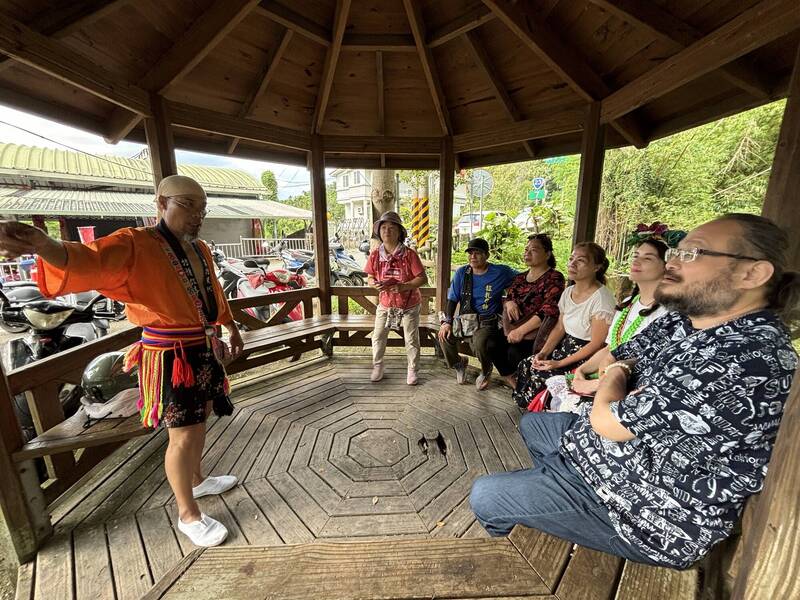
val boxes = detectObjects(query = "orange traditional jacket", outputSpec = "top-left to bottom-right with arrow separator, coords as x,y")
36,227 -> 233,327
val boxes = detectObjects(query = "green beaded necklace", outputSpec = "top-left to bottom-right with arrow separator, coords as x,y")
610,295 -> 647,350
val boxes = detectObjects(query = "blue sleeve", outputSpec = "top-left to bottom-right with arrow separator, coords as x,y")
448,267 -> 464,302
503,265 -> 519,287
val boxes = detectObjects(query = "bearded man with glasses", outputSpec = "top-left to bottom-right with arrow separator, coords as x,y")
0,175 -> 244,548
470,213 -> 799,569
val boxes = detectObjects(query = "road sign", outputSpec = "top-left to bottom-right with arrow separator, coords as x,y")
528,189 -> 546,202
470,169 -> 494,198
532,177 -> 546,190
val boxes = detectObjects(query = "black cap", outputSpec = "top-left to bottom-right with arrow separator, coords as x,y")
465,238 -> 489,254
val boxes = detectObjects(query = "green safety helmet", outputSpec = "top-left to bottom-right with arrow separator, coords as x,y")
81,351 -> 138,404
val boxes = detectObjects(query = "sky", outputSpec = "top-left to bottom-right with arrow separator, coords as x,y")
0,105 -> 313,199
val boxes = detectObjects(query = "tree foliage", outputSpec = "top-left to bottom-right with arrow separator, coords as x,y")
260,170 -> 278,202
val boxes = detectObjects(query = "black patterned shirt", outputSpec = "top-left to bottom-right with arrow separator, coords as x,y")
560,310 -> 797,568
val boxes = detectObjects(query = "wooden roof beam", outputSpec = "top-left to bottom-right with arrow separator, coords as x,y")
482,0 -> 647,148
463,30 -> 534,158
589,0 -> 770,99
428,4 -> 496,48
312,0 -> 351,134
341,34 -> 416,52
0,15 -> 150,116
228,27 -> 293,154
0,0 -> 131,75
403,0 -> 452,135
104,0 -> 260,144
602,0 -> 800,124
169,101 -> 311,151
257,1 -> 330,47
453,106 -> 584,152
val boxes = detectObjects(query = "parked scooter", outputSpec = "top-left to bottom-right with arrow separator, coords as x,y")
278,241 -> 357,286
0,280 -> 124,333
0,290 -> 116,443
213,250 -> 307,325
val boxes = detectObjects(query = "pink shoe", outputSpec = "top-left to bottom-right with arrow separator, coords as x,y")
407,369 -> 418,386
371,363 -> 384,382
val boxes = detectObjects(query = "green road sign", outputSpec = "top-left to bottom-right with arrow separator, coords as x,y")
528,189 -> 546,201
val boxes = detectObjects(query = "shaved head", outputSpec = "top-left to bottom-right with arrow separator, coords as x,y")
156,175 -> 206,199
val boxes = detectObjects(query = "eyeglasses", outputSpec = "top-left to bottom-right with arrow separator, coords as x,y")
169,197 -> 208,218
665,247 -> 762,263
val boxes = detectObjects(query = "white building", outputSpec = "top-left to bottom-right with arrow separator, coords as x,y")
331,168 -> 466,238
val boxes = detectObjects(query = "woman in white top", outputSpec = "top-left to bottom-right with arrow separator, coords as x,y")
513,242 -> 616,408
570,224 -> 686,396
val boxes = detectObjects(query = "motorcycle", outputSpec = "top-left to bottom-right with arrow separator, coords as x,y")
0,280 -> 125,333
330,236 -> 367,286
213,250 -> 307,325
0,290 -> 116,444
278,241 -> 357,286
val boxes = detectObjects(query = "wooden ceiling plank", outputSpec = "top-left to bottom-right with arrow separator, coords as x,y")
312,0 -> 351,134
0,14 -> 150,116
482,0 -> 647,148
589,0 -> 770,99
376,51 -> 385,136
428,4 -> 496,48
104,0 -> 260,144
462,31 -> 534,157
169,101 -> 311,151
228,27 -> 293,154
403,0 -> 452,135
257,1 -> 331,47
341,34 -> 416,52
602,0 -> 800,123
0,0 -> 132,77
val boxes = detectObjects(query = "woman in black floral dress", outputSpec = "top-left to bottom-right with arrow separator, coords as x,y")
501,234 -> 565,387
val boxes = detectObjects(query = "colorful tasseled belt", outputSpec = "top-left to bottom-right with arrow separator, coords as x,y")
124,326 -> 208,428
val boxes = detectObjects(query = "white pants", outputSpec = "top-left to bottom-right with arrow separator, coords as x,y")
372,304 -> 421,372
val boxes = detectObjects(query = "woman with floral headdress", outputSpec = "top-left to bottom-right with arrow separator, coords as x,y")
569,222 -> 686,398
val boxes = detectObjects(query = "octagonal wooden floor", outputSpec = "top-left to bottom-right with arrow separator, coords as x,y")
25,354 -> 534,599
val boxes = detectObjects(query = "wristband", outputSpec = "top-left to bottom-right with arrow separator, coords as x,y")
603,362 -> 632,377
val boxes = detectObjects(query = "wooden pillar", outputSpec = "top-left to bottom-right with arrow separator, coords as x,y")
572,102 -> 605,245
0,362 -> 51,565
144,94 -> 177,187
436,136 -> 455,313
734,43 -> 800,600
762,42 -> 800,268
309,134 -> 332,314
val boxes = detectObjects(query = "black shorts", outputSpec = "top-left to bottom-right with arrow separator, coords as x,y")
159,345 -> 229,428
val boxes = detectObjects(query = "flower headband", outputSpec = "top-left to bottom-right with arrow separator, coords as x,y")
626,221 -> 686,249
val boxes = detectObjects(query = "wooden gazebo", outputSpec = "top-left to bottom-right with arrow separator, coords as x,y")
0,1 -> 799,599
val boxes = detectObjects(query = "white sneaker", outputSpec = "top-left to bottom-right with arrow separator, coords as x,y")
177,513 -> 228,547
192,475 -> 238,499
407,369 -> 418,386
371,363 -> 384,382
476,374 -> 490,391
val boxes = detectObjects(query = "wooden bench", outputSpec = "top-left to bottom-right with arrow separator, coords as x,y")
143,525 -> 698,599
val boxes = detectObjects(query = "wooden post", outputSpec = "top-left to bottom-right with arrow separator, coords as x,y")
0,362 -> 51,565
144,93 -> 177,187
436,136 -> 455,313
572,102 -> 605,245
733,43 -> 800,600
762,42 -> 800,267
309,134 -> 332,314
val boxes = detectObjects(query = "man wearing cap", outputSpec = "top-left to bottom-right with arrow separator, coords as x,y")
365,211 -> 428,385
438,238 -> 518,389
0,175 -> 244,548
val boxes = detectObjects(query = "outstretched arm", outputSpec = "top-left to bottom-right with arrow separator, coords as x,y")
0,222 -> 66,267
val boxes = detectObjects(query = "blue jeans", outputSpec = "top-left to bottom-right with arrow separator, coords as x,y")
469,412 -> 657,565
